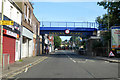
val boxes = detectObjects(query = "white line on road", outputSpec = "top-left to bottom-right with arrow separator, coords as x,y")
72,60 -> 76,63
66,55 -> 77,63
66,54 -> 96,63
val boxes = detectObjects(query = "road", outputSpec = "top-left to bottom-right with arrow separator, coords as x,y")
14,50 -> 118,79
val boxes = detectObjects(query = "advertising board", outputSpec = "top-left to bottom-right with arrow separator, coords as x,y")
111,27 -> 120,49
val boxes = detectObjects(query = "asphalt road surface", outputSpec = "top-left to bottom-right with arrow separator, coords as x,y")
14,50 -> 118,79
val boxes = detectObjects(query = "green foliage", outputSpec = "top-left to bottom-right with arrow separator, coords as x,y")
92,40 -> 103,49
54,36 -> 62,48
19,59 -> 23,62
96,1 -> 120,29
101,31 -> 111,47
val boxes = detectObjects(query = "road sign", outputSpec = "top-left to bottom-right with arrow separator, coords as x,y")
65,29 -> 70,34
0,20 -> 14,25
109,51 -> 115,57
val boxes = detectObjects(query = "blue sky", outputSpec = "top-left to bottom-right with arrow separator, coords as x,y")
33,2 -> 107,41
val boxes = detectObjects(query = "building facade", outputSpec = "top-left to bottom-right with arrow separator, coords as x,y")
16,0 -> 34,58
0,0 -> 22,63
32,13 -> 40,56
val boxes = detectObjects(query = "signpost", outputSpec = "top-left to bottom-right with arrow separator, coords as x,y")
0,0 -> 4,78
0,20 -> 14,25
109,51 -> 115,57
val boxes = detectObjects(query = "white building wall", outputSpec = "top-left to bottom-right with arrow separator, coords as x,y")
22,39 -> 28,58
0,1 -> 2,12
29,40 -> 33,57
0,0 -> 22,25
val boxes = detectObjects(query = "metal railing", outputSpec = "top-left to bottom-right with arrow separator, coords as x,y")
0,54 -> 10,69
41,21 -> 99,28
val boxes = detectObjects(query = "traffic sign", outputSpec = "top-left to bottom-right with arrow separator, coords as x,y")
65,29 -> 70,34
109,51 -> 115,57
0,20 -> 14,25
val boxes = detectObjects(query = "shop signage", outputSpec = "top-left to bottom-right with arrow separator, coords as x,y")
117,50 -> 120,54
3,29 -> 19,38
111,27 -> 120,49
0,20 -> 14,25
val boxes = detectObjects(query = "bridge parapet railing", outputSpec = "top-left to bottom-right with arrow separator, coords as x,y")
41,21 -> 99,28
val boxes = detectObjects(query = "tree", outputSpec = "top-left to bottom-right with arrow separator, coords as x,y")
96,1 -> 120,29
54,36 -> 62,48
96,14 -> 112,30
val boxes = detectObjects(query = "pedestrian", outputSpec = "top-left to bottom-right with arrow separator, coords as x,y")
46,45 -> 49,54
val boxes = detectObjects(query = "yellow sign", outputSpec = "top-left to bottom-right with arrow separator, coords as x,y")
0,20 -> 14,25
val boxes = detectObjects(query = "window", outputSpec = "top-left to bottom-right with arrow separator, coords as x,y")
28,19 -> 30,25
17,12 -> 19,23
24,4 -> 27,20
29,8 -> 31,19
10,6 -> 13,19
36,23 -> 38,35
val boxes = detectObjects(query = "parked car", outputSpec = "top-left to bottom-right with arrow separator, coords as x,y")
78,48 -> 86,55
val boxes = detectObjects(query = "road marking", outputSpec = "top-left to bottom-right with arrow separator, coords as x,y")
7,57 -> 48,78
87,60 -> 95,62
104,61 -> 109,63
77,61 -> 86,63
72,60 -> 76,63
66,55 -> 77,63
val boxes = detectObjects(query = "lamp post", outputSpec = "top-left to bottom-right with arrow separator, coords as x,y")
108,0 -> 110,30
0,0 -> 4,66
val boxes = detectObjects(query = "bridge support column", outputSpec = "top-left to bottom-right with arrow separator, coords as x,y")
42,34 -> 45,54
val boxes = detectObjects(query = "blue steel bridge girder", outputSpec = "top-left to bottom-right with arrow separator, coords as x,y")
41,21 -> 98,28
40,21 -> 98,37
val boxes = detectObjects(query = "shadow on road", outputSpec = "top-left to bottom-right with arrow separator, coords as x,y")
41,50 -> 104,61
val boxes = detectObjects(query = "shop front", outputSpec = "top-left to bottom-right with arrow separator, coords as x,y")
2,28 -> 20,64
22,27 -> 33,58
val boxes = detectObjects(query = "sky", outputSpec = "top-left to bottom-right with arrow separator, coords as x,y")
32,2 -> 107,41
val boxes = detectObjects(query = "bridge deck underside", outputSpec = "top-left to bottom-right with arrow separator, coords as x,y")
40,27 -> 97,37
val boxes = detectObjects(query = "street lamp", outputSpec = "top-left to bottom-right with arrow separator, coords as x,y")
108,0 -> 110,30
0,0 -> 4,66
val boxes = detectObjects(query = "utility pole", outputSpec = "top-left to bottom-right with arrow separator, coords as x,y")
107,0 -> 110,57
0,0 -> 4,66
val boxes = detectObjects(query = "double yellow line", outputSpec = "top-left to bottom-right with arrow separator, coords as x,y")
3,57 -> 48,78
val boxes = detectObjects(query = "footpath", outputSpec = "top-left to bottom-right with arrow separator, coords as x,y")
2,55 -> 48,79
74,50 -> 120,63
93,56 -> 120,63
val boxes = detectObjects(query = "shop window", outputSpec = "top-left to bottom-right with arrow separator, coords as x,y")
10,6 -> 13,19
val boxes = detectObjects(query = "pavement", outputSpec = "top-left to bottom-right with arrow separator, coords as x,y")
75,50 -> 120,63
93,56 -> 120,63
2,55 -> 48,79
